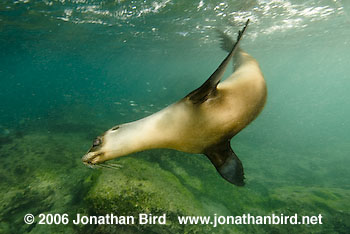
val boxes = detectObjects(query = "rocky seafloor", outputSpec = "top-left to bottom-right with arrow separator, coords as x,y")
0,121 -> 349,234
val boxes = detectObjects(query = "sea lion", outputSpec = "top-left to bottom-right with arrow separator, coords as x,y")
82,20 -> 267,186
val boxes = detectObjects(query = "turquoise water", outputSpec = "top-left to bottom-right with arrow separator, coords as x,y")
1,0 -> 350,233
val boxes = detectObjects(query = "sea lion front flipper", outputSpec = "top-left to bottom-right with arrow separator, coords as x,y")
204,140 -> 245,186
185,19 -> 249,104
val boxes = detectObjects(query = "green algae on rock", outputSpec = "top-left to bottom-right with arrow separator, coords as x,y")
0,131 -> 93,234
84,155 -> 210,233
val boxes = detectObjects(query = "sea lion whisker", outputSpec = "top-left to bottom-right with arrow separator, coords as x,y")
98,163 -> 122,170
104,162 -> 123,168
85,163 -> 100,169
93,164 -> 105,169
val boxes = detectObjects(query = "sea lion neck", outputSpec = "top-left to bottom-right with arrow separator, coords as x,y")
109,105 -> 179,156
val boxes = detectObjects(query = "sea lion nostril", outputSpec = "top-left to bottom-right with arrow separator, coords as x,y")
93,137 -> 101,147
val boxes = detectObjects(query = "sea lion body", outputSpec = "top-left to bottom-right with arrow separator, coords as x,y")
153,52 -> 266,154
82,20 -> 267,186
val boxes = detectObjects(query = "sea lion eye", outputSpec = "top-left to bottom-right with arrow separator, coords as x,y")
93,137 -> 102,147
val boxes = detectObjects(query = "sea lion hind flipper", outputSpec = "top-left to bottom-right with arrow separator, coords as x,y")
204,140 -> 245,186
216,29 -> 234,53
185,19 -> 250,104
216,29 -> 244,71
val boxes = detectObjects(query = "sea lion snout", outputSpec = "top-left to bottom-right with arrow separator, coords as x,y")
82,151 -> 104,165
82,135 -> 106,165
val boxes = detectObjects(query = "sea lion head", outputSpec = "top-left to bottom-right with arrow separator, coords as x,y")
82,125 -> 126,165
81,135 -> 106,165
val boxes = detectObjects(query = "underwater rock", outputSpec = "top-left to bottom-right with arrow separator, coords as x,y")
0,131 -> 92,234
0,129 -> 349,234
83,146 -> 350,234
84,155 -> 211,233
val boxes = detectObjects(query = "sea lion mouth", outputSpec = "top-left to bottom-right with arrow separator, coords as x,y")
82,152 -> 123,170
82,152 -> 103,165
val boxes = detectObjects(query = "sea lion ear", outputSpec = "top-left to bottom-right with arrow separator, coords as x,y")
185,19 -> 250,104
204,140 -> 245,186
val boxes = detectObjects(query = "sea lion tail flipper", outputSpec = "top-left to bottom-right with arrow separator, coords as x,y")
204,140 -> 245,186
185,19 -> 249,104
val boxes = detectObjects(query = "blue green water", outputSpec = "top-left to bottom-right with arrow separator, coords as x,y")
1,0 -> 350,233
